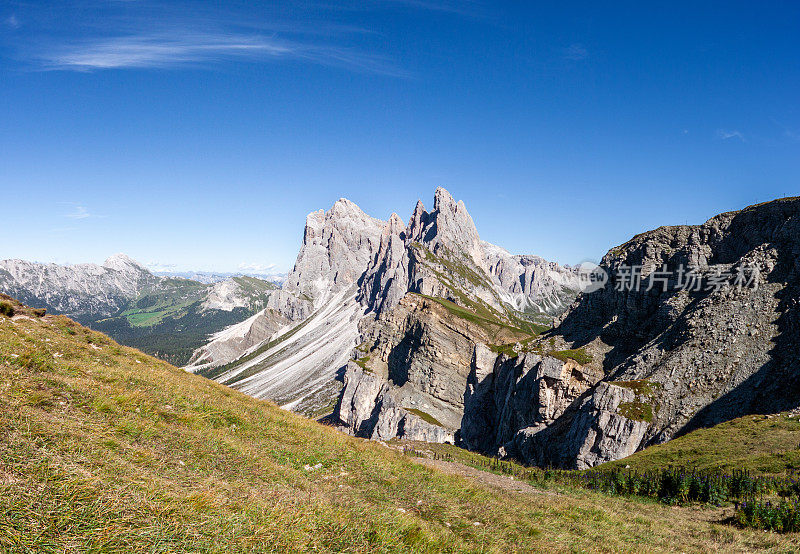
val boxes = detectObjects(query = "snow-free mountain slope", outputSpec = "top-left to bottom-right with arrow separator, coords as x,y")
187,199 -> 387,413
0,254 -> 157,318
195,188 -> 578,417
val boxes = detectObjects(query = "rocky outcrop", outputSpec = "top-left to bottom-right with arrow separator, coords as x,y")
337,362 -> 455,443
333,291 -> 598,450
500,196 -> 800,468
512,382 -> 651,469
337,294 -> 486,437
333,188 -> 585,441
336,195 -> 800,470
461,349 -> 603,454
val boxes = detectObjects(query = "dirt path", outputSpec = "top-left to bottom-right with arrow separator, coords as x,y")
411,457 -> 558,495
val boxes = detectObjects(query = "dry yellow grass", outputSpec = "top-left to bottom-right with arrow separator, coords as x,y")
0,298 -> 798,552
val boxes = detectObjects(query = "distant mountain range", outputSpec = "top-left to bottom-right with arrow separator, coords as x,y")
0,254 -> 280,366
153,270 -> 287,285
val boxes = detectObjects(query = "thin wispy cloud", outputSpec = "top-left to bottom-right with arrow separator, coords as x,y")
45,34 -> 295,70
62,204 -> 105,220
238,262 -> 278,273
379,0 -> 487,17
4,14 -> 19,28
563,43 -> 588,60
716,129 -> 746,142
3,0 -> 484,76
33,30 -> 406,76
65,205 -> 91,219
146,261 -> 178,272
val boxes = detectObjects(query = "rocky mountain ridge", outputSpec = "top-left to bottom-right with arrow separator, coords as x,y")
0,254 -> 157,318
509,196 -> 800,468
337,195 -> 800,469
191,188 -> 579,415
185,198 -> 388,412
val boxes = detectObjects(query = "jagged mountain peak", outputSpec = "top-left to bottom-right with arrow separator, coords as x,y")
433,186 -> 455,209
102,253 -> 148,273
411,188 -> 486,273
283,197 -> 385,305
432,186 -> 470,218
329,197 -> 368,218
356,187 -> 580,316
192,186 -> 580,416
386,213 -> 405,234
407,199 -> 428,238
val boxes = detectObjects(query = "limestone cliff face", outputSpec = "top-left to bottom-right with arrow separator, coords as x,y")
337,195 -> 800,470
191,199 -> 385,413
511,382 -> 651,469
460,349 -> 602,454
337,363 -> 456,443
507,196 -> 800,468
359,187 -> 578,317
337,295 -> 485,439
335,188 -> 584,447
333,293 -> 597,450
284,198 -> 385,306
358,188 -> 501,316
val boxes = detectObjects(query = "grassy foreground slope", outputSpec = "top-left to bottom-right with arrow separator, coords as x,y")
0,296 -> 798,552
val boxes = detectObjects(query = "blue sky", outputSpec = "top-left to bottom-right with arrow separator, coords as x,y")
1,1 -> 798,272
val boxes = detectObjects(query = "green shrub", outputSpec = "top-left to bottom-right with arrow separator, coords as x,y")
0,301 -> 15,317
736,499 -> 800,533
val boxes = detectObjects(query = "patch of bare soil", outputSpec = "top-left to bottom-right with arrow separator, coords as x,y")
411,457 -> 558,495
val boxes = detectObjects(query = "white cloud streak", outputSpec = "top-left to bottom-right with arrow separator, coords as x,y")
716,129 -> 746,142
65,205 -> 91,219
35,31 -> 407,76
238,262 -> 278,273
146,261 -> 178,272
563,43 -> 588,60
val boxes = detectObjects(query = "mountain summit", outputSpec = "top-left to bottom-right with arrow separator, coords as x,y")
102,253 -> 149,274
190,188 -> 579,416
